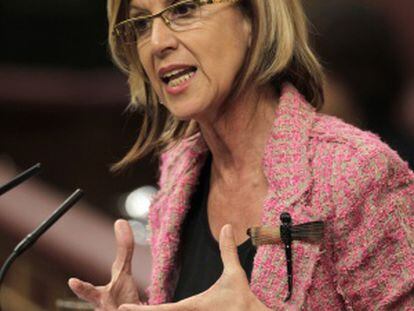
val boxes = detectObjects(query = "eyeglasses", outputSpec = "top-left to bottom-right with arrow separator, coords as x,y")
113,0 -> 239,46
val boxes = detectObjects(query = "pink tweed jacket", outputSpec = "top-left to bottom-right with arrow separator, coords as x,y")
146,85 -> 414,310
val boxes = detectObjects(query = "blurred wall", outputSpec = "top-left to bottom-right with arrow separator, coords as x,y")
1,0 -> 414,309
1,1 -> 156,309
306,0 -> 414,168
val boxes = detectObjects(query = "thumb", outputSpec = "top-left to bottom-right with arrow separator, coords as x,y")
219,224 -> 242,274
68,277 -> 100,303
112,219 -> 135,275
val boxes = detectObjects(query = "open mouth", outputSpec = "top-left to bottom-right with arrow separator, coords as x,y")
161,66 -> 197,88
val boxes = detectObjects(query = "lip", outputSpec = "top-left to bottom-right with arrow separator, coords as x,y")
158,64 -> 196,79
164,70 -> 197,95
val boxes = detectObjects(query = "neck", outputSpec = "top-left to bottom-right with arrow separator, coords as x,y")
198,85 -> 278,183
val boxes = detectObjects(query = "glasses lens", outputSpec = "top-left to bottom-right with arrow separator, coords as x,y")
167,1 -> 201,27
133,18 -> 152,37
114,21 -> 138,45
114,0 -> 203,45
116,16 -> 154,45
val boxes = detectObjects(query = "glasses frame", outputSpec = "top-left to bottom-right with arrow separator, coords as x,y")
113,0 -> 240,44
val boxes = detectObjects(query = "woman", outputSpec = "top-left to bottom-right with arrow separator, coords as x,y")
69,0 -> 414,310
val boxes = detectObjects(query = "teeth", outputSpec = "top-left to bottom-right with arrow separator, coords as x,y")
168,71 -> 195,87
163,69 -> 186,79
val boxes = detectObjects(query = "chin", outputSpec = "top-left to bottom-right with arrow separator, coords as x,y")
170,111 -> 200,122
172,114 -> 194,121
166,101 -> 209,122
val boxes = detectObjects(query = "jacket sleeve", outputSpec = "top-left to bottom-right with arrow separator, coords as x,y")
332,150 -> 414,310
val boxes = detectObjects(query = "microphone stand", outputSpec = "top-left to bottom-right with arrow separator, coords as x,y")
0,189 -> 83,310
0,163 -> 42,196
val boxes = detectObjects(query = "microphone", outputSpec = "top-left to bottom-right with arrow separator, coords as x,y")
0,189 -> 84,290
0,163 -> 42,196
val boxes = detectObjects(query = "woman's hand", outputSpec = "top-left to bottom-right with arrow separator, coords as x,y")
68,219 -> 142,310
118,224 -> 271,311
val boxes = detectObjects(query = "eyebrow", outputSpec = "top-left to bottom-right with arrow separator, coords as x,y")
129,9 -> 147,18
129,3 -> 149,16
129,0 -> 177,13
128,3 -> 153,19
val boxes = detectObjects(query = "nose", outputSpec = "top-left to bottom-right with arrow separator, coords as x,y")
149,17 -> 179,58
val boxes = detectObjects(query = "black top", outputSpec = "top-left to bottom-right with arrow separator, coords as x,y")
172,155 -> 257,302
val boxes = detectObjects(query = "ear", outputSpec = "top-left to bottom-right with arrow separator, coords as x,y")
243,17 -> 252,48
239,6 -> 252,49
247,27 -> 252,48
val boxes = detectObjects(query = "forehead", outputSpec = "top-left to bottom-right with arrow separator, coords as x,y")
129,0 -> 173,10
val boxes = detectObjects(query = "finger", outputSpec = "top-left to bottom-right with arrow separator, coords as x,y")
68,277 -> 101,303
118,301 -> 191,311
118,304 -> 145,311
219,224 -> 242,274
112,219 -> 135,275
118,304 -> 148,311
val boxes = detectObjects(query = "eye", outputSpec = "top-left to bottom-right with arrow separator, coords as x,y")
169,2 -> 198,19
132,17 -> 152,35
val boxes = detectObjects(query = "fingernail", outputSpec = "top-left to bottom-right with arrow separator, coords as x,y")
116,219 -> 127,232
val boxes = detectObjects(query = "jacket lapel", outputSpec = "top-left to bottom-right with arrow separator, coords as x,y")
148,134 -> 209,304
250,84 -> 322,310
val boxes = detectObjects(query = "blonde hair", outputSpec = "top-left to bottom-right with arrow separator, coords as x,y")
108,0 -> 324,170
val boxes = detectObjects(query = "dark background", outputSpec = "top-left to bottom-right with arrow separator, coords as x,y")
0,1 -> 158,218
0,0 -> 413,309
1,0 -> 414,215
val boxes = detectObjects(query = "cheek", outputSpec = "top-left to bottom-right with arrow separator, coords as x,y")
148,75 -> 162,98
138,51 -> 163,98
198,27 -> 249,88
198,16 -> 249,72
